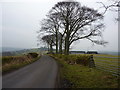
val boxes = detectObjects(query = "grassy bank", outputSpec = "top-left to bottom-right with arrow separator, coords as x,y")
51,54 -> 118,88
2,53 -> 40,75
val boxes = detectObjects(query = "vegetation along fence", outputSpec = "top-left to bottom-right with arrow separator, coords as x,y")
93,56 -> 120,76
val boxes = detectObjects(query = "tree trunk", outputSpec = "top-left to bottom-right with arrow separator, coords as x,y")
56,31 -> 58,54
47,44 -> 49,52
64,37 -> 67,54
66,40 -> 69,55
50,44 -> 53,54
59,37 -> 62,54
64,11 -> 70,55
66,44 -> 69,55
64,35 -> 70,55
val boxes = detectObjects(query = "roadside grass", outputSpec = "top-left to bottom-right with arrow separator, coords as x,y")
51,54 -> 118,88
2,53 -> 41,75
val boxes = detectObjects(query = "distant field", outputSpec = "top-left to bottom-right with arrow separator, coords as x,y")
93,54 -> 119,57
93,54 -> 119,76
79,54 -> 119,76
71,53 -> 119,57
59,53 -> 119,76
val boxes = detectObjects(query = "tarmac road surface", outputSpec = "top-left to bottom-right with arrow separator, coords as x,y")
2,55 -> 58,88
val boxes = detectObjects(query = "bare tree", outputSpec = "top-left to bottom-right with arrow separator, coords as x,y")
49,1 -> 107,55
39,13 -> 60,54
41,34 -> 55,53
48,14 -> 60,54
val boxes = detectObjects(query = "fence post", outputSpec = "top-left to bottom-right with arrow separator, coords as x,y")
89,55 -> 96,68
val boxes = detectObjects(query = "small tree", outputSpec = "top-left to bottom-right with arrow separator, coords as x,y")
41,34 -> 55,53
39,14 -> 60,54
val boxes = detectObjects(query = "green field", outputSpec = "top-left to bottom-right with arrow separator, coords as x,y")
93,55 -> 119,76
93,54 -> 119,57
71,54 -> 119,76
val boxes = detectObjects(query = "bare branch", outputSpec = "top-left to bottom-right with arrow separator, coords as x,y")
97,1 -> 120,14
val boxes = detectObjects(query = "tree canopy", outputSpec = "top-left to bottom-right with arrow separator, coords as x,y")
38,1 -> 108,55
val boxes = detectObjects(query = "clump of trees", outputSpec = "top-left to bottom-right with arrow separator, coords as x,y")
37,1 -> 108,55
41,34 -> 56,53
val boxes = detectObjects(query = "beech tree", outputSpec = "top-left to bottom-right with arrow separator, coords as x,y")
49,1 -> 107,55
38,1 -> 108,55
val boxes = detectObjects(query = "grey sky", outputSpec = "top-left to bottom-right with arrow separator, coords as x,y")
0,0 -> 118,52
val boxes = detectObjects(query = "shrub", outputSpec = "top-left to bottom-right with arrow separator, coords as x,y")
27,52 -> 38,58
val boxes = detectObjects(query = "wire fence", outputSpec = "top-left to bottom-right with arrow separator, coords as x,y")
93,56 -> 120,76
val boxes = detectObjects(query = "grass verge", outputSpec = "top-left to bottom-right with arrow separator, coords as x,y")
50,55 -> 118,88
2,54 -> 41,75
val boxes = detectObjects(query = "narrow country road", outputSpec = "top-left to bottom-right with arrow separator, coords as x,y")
2,55 -> 58,88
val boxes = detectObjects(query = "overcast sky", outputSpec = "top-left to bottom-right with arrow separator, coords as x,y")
0,0 -> 118,52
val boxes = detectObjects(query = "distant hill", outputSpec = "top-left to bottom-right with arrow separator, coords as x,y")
1,47 -> 24,52
1,47 -> 48,56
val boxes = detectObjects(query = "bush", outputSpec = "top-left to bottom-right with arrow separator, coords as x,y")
27,52 -> 38,58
